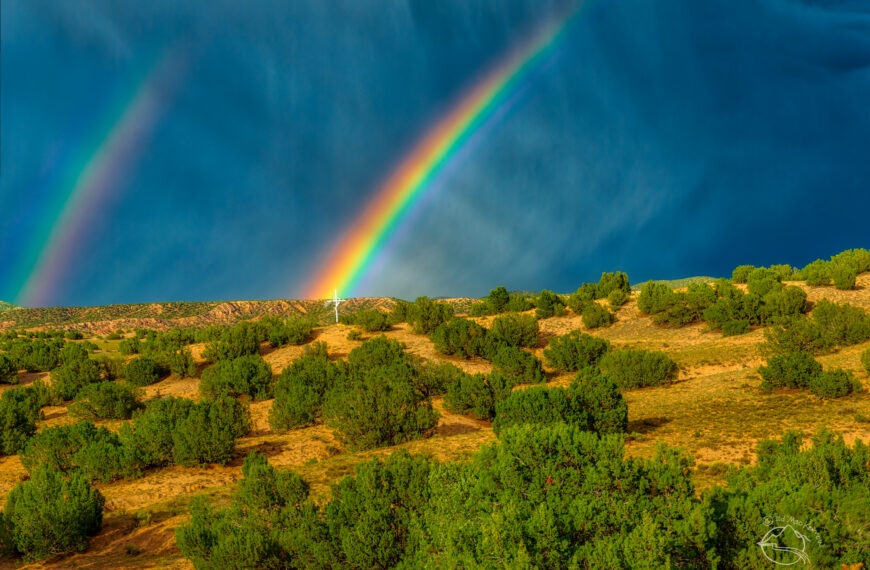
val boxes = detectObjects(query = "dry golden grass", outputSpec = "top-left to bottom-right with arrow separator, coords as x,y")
3,280 -> 870,568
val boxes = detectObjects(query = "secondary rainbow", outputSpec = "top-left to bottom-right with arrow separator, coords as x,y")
304,6 -> 582,299
15,50 -> 187,308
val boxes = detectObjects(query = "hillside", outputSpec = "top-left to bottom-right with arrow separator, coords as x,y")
0,263 -> 868,568
0,297 -> 452,334
0,301 -> 17,313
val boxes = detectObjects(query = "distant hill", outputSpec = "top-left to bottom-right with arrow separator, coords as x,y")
0,301 -> 18,313
0,297 -> 473,334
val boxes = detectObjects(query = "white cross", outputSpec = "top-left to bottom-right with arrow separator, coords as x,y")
325,289 -> 345,324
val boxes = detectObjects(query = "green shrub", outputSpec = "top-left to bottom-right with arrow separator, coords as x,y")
581,303 -> 614,329
598,349 -> 678,389
534,290 -> 565,318
808,369 -> 862,399
64,330 -> 84,340
346,329 -> 362,341
485,286 -> 511,313
443,370 -> 514,421
120,397 -> 195,468
596,271 -> 630,297
543,330 -> 610,371
762,316 -> 829,355
0,354 -> 17,384
572,368 -> 630,435
493,370 -> 628,436
488,312 -> 539,348
124,357 -> 166,387
607,288 -> 628,307
200,355 -> 273,400
267,318 -> 315,347
830,248 -> 870,273
269,354 -> 337,430
69,382 -> 141,420
3,465 -> 104,561
405,297 -> 454,335
812,299 -> 870,347
862,348 -> 870,373
747,276 -> 782,298
832,265 -> 858,290
0,387 -> 42,456
769,264 -> 798,281
567,283 -> 597,313
493,386 -> 589,435
172,398 -> 251,467
202,321 -> 261,362
94,354 -> 126,381
176,451 -> 315,569
415,425 -> 713,568
430,318 -> 489,358
20,421 -> 137,482
721,319 -> 750,336
505,293 -> 535,313
106,332 -> 122,341
759,351 -> 822,390
162,348 -> 197,378
351,310 -> 390,332
51,358 -> 102,401
710,429 -> 870,567
118,337 -> 140,355
760,285 -> 808,322
636,282 -> 676,314
731,264 -> 756,283
322,337 -> 438,450
58,342 -> 90,366
490,345 -> 545,385
416,360 -> 466,397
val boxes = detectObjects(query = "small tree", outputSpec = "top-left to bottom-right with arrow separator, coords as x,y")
637,282 -> 676,315
3,465 -> 104,561
759,351 -> 822,390
443,370 -> 514,421
488,312 -> 539,348
430,318 -> 489,359
200,355 -> 273,401
862,348 -> 870,374
731,265 -> 756,283
51,358 -> 102,401
831,264 -> 858,290
581,303 -> 615,329
172,398 -> 251,467
543,331 -> 611,372
491,345 -> 545,385
808,369 -> 862,399
0,354 -> 17,384
405,297 -> 454,335
269,354 -> 337,430
124,357 -> 167,387
0,387 -> 42,456
535,290 -> 565,318
598,349 -> 678,389
322,337 -> 438,450
69,382 -> 141,420
607,288 -> 629,307
596,271 -> 630,297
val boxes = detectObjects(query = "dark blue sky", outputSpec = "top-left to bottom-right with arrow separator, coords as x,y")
2,0 -> 869,307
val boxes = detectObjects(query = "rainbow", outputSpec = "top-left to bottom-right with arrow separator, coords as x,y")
304,6 -> 582,300
14,50 -> 187,308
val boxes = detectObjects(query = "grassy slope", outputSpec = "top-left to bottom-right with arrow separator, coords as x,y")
3,275 -> 870,568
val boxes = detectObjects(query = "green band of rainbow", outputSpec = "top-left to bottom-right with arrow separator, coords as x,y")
304,5 -> 582,299
14,50 -> 186,307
